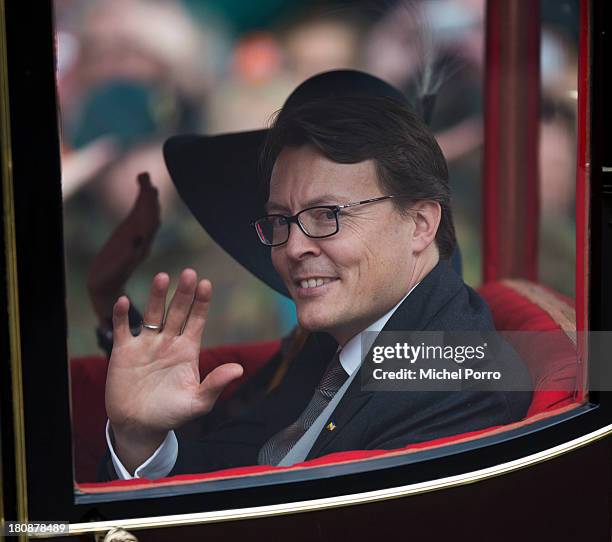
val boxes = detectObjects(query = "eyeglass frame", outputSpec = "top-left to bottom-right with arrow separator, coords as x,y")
251,194 -> 415,247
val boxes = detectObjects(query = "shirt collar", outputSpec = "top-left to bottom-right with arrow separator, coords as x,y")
339,281 -> 420,376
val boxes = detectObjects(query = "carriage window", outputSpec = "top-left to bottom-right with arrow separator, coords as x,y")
53,0 -> 585,500
538,0 -> 579,298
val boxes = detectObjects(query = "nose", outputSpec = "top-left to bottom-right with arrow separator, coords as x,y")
283,221 -> 321,261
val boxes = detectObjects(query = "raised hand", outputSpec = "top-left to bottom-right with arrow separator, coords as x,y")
87,172 -> 161,325
106,269 -> 244,472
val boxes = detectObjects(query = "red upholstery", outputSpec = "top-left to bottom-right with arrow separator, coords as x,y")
70,340 -> 281,483
478,280 -> 581,416
71,355 -> 111,484
72,279 -> 582,490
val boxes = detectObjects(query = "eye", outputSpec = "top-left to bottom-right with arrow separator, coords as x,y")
271,216 -> 288,227
311,208 -> 336,221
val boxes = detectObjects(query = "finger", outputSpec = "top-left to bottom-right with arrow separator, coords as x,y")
134,175 -> 161,232
137,171 -> 151,189
142,273 -> 170,331
112,296 -> 131,344
130,173 -> 149,211
183,279 -> 212,341
195,363 -> 244,414
138,173 -> 159,204
133,173 -> 157,212
163,268 -> 198,335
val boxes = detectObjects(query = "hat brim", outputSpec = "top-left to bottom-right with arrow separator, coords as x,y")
163,130 -> 290,297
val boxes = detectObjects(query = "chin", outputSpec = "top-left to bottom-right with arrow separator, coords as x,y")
296,305 -> 336,333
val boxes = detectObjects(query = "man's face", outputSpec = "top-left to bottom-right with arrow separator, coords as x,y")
267,145 -> 418,344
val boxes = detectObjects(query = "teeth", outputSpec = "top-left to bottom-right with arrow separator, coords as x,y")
299,278 -> 334,289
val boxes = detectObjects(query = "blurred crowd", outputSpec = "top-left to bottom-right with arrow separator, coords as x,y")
54,0 -> 580,356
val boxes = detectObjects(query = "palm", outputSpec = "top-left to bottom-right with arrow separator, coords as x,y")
107,333 -> 203,432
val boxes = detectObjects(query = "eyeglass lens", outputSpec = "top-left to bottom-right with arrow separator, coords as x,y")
256,207 -> 338,245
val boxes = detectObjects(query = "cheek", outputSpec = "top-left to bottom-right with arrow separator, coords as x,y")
337,221 -> 380,264
328,238 -> 380,289
271,250 -> 285,276
351,229 -> 412,284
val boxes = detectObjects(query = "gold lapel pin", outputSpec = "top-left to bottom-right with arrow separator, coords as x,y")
326,421 -> 336,431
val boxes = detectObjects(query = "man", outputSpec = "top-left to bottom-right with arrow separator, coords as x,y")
103,70 -> 531,479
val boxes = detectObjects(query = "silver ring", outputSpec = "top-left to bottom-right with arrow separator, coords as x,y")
142,322 -> 163,331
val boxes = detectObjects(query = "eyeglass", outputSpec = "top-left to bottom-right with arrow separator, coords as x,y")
252,194 -> 413,247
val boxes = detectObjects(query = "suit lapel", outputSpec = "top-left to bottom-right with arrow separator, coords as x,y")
307,372 -> 373,458
383,260 -> 464,333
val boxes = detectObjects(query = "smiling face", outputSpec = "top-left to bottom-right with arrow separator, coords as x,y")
267,145 -> 424,345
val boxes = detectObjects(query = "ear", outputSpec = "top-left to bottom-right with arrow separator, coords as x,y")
410,201 -> 441,254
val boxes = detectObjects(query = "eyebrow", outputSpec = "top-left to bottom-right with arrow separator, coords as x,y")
265,194 -> 347,213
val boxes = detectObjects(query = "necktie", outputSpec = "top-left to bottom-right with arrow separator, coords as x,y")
258,350 -> 348,466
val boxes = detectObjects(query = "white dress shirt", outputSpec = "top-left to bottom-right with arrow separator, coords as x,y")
107,282 -> 418,479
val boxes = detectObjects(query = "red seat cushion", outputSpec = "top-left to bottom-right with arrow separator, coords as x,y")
477,279 -> 581,416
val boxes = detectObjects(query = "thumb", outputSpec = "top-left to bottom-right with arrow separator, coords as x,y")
196,363 -> 244,412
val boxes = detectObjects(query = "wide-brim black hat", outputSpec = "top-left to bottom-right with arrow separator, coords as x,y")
163,70 -> 410,298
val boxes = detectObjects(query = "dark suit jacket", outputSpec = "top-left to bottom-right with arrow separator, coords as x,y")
168,260 -> 532,475
99,260 -> 531,480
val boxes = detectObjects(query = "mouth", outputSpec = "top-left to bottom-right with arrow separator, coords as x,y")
295,277 -> 336,288
292,276 -> 340,297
